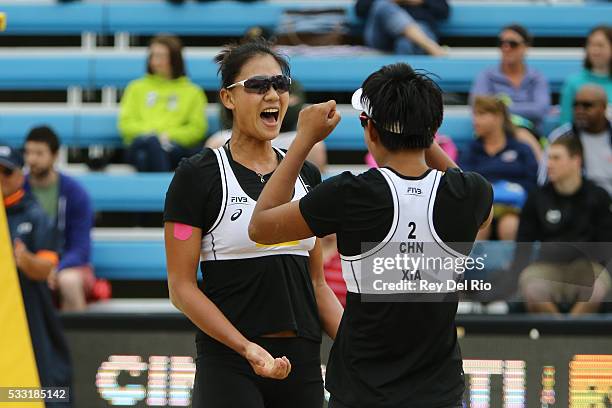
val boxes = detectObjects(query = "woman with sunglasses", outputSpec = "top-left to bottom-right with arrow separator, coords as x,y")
560,25 -> 611,126
164,39 -> 343,408
470,24 -> 550,159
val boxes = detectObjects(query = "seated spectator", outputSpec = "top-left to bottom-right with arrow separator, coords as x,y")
460,95 -> 538,241
118,34 -> 207,172
470,24 -> 550,158
205,80 -> 328,171
542,84 -> 612,196
23,126 -> 106,311
355,0 -> 448,56
560,25 -> 611,126
517,135 -> 612,315
0,145 -> 72,401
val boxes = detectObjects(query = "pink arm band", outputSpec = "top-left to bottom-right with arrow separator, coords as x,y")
173,223 -> 193,241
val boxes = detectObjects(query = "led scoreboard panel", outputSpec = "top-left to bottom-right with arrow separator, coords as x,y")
62,313 -> 612,407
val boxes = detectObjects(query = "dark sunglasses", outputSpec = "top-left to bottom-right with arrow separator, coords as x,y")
498,39 -> 523,49
1,167 -> 14,176
226,75 -> 291,95
573,100 -> 596,109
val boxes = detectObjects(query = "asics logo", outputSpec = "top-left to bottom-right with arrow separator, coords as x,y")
231,209 -> 243,221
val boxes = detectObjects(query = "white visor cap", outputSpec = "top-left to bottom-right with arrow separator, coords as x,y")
351,88 -> 403,134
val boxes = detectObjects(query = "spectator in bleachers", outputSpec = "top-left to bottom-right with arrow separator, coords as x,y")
206,80 -> 328,171
518,135 -> 612,315
470,24 -> 550,159
355,0 -> 449,56
23,126 -> 100,312
460,95 -> 538,241
118,34 -> 208,172
0,145 -> 72,403
543,84 -> 612,196
560,25 -> 611,126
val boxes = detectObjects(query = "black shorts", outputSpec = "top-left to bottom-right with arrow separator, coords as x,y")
192,337 -> 323,408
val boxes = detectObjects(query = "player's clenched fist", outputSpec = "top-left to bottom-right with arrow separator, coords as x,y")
296,100 -> 342,145
244,342 -> 292,380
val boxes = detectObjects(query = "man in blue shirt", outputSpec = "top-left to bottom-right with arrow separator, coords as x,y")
24,126 -> 98,311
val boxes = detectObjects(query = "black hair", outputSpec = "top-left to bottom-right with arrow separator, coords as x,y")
147,34 -> 186,79
361,63 -> 443,151
25,126 -> 60,154
215,38 -> 290,88
214,38 -> 290,122
501,24 -> 533,45
584,25 -> 612,76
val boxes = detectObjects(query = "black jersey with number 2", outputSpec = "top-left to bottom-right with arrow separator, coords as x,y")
300,167 -> 493,408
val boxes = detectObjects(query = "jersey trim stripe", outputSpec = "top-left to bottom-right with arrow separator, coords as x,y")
211,231 -> 217,260
275,147 -> 309,199
207,147 -> 229,234
350,261 -> 360,293
340,167 -> 400,262
426,171 -> 466,258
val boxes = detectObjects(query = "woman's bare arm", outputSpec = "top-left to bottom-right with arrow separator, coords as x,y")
309,239 -> 343,340
165,222 -> 290,379
250,101 -> 340,244
425,141 -> 458,171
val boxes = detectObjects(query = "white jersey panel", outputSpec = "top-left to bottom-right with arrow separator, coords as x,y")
200,146 -> 316,261
340,168 -> 466,294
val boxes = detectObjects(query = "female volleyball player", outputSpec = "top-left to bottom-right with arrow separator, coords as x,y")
164,40 -> 343,407
250,63 -> 494,408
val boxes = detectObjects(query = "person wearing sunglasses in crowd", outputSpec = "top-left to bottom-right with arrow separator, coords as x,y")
249,63 -> 493,408
164,39 -> 343,407
470,24 -> 551,160
540,84 -> 612,197
559,25 -> 611,126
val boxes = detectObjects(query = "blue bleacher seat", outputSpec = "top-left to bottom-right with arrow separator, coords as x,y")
0,55 -> 90,90
2,2 -> 609,37
92,240 -> 167,280
106,2 -> 286,36
0,107 -> 561,153
0,3 -> 104,34
0,111 -> 79,146
288,56 -> 580,93
73,173 -> 173,212
0,54 -> 582,93
436,4 -> 612,37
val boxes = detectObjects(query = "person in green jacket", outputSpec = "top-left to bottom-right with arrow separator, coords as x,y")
560,25 -> 611,126
118,34 -> 208,172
